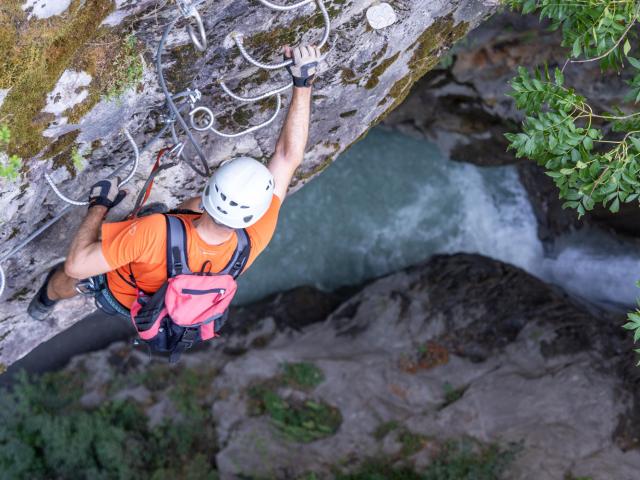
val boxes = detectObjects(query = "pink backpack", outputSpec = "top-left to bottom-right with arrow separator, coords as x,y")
130,214 -> 250,362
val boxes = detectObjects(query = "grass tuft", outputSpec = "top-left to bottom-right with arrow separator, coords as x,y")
282,362 -> 325,390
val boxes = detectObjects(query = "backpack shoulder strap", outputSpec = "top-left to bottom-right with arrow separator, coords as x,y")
164,215 -> 192,277
219,229 -> 251,279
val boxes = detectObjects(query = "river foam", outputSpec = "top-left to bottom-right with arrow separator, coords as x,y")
237,128 -> 640,309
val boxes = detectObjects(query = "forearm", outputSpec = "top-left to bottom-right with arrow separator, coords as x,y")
274,87 -> 312,166
65,206 -> 107,277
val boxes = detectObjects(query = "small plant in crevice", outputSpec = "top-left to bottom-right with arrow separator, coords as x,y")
336,438 -> 518,480
0,123 -> 21,181
103,34 -> 144,101
422,439 -> 518,480
398,429 -> 430,457
441,382 -> 467,409
71,146 -> 87,173
399,341 -> 450,373
373,420 -> 401,441
249,388 -> 342,443
282,361 -> 325,389
246,362 -> 341,443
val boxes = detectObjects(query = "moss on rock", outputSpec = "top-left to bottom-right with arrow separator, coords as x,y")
378,15 -> 469,122
364,52 -> 400,90
0,0 -> 115,159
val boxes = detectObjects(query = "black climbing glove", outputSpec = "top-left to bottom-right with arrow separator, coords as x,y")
285,45 -> 321,88
88,178 -> 126,210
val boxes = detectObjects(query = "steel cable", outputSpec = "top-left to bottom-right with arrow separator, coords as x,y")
156,15 -> 211,177
232,0 -> 330,70
44,129 -> 140,206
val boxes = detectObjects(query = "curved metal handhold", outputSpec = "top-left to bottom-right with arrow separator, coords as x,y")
119,129 -> 140,186
234,0 -> 330,70
256,0 -> 314,11
44,129 -> 140,207
208,94 -> 282,138
0,263 -> 5,298
219,79 -> 293,102
44,172 -> 91,206
186,8 -> 207,52
189,106 -> 216,131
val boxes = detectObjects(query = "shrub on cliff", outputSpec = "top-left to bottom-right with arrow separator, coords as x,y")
507,0 -> 640,217
0,370 -> 218,479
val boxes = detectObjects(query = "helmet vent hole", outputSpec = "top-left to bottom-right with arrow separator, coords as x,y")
240,205 -> 249,209
243,215 -> 253,224
216,206 -> 228,215
214,184 -> 219,192
205,186 -> 210,196
220,192 -> 227,201
230,201 -> 238,207
265,184 -> 270,190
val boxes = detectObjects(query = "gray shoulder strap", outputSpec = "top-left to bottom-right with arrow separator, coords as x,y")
165,215 -> 191,277
219,229 -> 251,279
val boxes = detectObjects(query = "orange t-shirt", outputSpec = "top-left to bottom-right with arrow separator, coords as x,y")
101,195 -> 281,308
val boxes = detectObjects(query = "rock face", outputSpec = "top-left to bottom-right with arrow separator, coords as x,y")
383,11 -> 640,240
55,254 -> 640,479
0,0 -> 498,367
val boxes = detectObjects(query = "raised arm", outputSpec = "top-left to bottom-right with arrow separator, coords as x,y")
269,45 -> 321,200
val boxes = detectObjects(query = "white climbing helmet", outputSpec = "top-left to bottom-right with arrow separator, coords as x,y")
202,156 -> 274,228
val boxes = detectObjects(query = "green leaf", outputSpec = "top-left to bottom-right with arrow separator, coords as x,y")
624,39 -> 631,56
582,136 -> 593,151
630,136 -> 640,152
554,68 -> 564,87
628,56 -> 640,69
545,171 -> 563,178
522,0 -> 536,14
572,37 -> 581,58
610,197 -> 620,213
571,148 -> 581,163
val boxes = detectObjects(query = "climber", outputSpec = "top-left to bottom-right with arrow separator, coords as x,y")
27,45 -> 322,321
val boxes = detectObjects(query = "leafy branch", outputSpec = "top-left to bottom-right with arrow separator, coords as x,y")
507,0 -> 640,216
508,0 -> 640,366
506,66 -> 640,215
